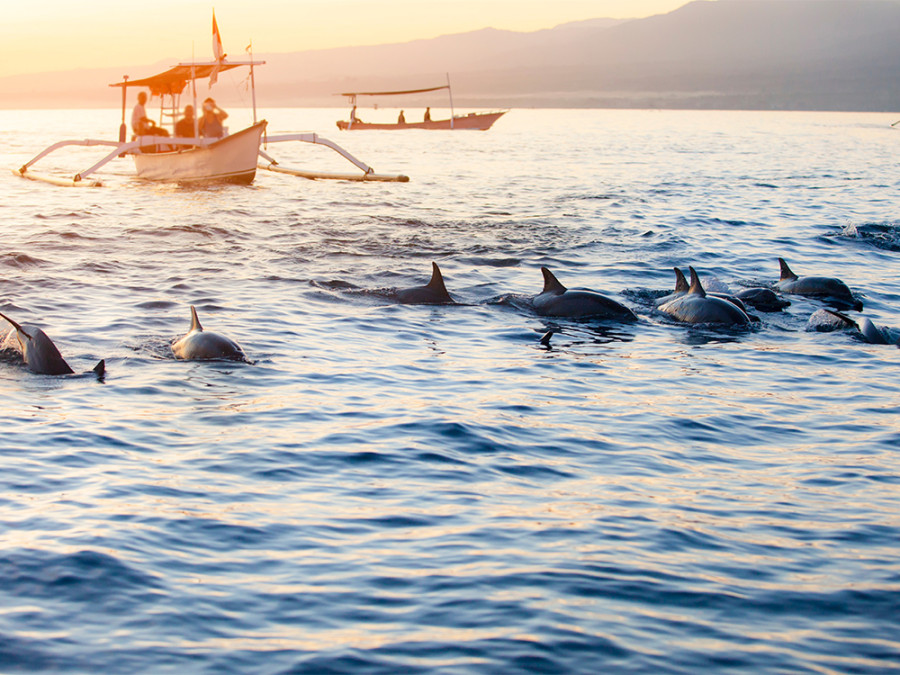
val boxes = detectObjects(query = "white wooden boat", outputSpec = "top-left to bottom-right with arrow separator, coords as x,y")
13,19 -> 408,187
133,120 -> 266,184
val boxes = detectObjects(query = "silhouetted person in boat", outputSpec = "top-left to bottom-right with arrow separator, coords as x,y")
131,91 -> 168,137
174,105 -> 196,137
350,106 -> 361,124
398,110 -> 406,124
199,98 -> 228,138
424,107 -> 431,122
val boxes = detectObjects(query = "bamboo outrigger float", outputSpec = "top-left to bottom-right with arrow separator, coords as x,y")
337,75 -> 507,131
13,17 -> 408,187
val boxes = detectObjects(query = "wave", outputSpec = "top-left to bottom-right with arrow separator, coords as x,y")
839,222 -> 900,251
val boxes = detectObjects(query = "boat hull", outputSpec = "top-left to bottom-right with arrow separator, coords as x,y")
132,121 -> 266,184
337,111 -> 505,131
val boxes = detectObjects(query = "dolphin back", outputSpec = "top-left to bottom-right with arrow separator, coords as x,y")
174,331 -> 245,360
659,268 -> 750,325
396,262 -> 455,304
776,260 -> 859,308
21,326 -> 74,375
173,306 -> 245,361
0,312 -> 74,375
533,269 -> 636,321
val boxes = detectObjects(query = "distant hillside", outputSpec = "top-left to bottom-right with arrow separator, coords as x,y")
4,1 -> 900,111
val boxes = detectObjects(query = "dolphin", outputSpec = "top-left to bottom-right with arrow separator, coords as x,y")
172,306 -> 246,361
823,309 -> 896,345
776,258 -> 862,310
656,268 -> 752,315
736,287 -> 790,312
658,267 -> 751,325
396,262 -> 455,304
0,311 -> 104,376
533,267 -> 637,321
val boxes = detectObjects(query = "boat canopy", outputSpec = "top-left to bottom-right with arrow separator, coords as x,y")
110,60 -> 263,97
339,85 -> 449,98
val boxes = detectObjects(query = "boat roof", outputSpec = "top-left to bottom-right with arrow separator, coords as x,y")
340,85 -> 449,97
109,60 -> 264,97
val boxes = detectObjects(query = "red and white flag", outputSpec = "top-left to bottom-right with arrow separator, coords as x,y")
209,10 -> 227,87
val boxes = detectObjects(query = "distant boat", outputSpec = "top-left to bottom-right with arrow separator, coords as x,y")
336,76 -> 507,131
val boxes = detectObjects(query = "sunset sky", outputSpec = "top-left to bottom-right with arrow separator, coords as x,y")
1,0 -> 691,78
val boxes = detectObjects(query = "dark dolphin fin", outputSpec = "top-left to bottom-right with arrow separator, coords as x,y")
540,330 -> 554,347
687,266 -> 706,297
0,311 -> 33,340
778,257 -> 797,281
674,268 -> 689,293
189,306 -> 203,332
426,262 -> 453,302
540,267 -> 567,294
93,360 -> 106,379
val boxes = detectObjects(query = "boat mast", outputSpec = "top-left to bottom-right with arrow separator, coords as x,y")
446,73 -> 455,129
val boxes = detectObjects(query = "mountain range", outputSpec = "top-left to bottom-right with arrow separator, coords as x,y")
4,0 -> 900,111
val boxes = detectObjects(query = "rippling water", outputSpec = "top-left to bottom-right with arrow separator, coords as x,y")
1,108 -> 899,673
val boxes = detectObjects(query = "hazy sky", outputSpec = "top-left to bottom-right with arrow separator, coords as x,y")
1,0 -> 691,78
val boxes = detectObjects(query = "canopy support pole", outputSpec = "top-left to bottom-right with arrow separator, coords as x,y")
249,42 -> 258,125
119,76 -> 128,142
447,73 -> 455,129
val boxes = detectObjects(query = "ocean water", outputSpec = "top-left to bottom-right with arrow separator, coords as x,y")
1,107 -> 899,674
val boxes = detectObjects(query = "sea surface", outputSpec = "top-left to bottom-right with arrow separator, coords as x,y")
1,107 -> 899,674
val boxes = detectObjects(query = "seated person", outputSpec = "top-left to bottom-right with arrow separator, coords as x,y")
398,110 -> 406,124
131,91 -> 168,137
424,107 -> 431,122
199,98 -> 228,138
174,105 -> 196,137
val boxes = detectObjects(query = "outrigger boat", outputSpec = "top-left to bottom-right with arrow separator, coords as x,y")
13,18 -> 408,187
336,76 -> 506,131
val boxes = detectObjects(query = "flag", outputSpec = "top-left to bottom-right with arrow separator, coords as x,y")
209,10 -> 227,87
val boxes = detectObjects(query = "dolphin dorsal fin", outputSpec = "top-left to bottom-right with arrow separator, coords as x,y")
0,311 -> 33,340
674,268 -> 689,293
427,262 -> 453,301
189,306 -> 203,332
778,258 -> 798,281
824,308 -> 857,329
687,267 -> 706,297
541,267 -> 567,294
